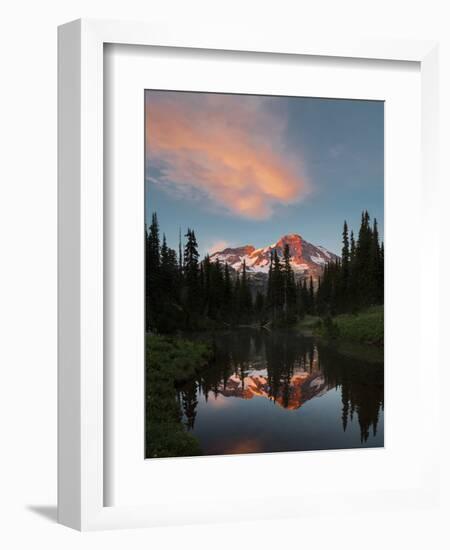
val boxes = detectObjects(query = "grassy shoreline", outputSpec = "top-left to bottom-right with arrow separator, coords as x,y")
297,306 -> 384,347
145,334 -> 212,459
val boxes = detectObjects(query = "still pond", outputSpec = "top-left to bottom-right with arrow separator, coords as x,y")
177,330 -> 384,455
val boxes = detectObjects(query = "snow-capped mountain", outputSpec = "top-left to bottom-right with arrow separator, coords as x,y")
210,234 -> 339,281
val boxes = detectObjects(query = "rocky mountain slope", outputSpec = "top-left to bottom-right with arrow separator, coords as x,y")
210,234 -> 339,281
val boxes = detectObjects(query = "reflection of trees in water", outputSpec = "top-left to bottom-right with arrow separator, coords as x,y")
181,380 -> 198,430
317,344 -> 384,442
178,330 -> 383,443
265,332 -> 317,408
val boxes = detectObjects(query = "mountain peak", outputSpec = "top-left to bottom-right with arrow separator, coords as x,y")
275,234 -> 304,254
277,233 -> 303,242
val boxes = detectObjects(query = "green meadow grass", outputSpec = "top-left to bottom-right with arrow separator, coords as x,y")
316,306 -> 384,346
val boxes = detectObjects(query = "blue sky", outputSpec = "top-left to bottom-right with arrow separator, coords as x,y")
145,91 -> 384,256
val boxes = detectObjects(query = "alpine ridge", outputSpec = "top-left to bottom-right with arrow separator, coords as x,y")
210,234 -> 339,281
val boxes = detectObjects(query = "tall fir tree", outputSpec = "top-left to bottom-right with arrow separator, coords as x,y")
223,263 -> 233,323
233,272 -> 241,323
282,244 -> 297,323
341,221 -> 350,310
239,260 -> 253,322
146,212 -> 161,331
183,229 -> 200,325
266,251 -> 274,317
271,250 -> 284,321
308,276 -> 315,315
178,227 -> 183,275
350,230 -> 356,260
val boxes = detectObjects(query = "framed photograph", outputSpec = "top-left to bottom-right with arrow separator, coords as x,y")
143,89 -> 385,459
58,19 -> 440,530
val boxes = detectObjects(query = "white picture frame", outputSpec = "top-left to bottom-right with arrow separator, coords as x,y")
58,18 -> 440,530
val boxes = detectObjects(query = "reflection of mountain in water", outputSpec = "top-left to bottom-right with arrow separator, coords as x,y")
217,346 -> 328,410
220,370 -> 328,410
179,330 -> 384,445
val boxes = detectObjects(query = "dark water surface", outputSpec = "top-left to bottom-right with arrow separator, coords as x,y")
178,330 -> 384,456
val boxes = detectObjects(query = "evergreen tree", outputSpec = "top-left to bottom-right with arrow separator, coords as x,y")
266,251 -> 274,315
178,227 -> 183,275
210,258 -> 225,320
353,210 -> 373,309
223,263 -> 233,323
348,229 -> 357,310
158,234 -> 182,332
199,262 -> 205,306
233,273 -> 241,323
183,229 -> 200,326
301,278 -> 310,314
148,212 -> 160,268
271,250 -> 284,321
378,242 -> 384,303
146,212 -> 161,331
308,276 -> 315,315
239,261 -> 253,323
202,254 -> 211,316
341,221 -> 350,310
350,230 -> 356,261
371,218 -> 383,304
282,244 -> 297,324
160,234 -> 178,295
314,277 -> 322,316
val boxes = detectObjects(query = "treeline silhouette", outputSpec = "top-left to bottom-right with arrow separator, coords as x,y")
316,211 -> 384,315
145,210 -> 383,333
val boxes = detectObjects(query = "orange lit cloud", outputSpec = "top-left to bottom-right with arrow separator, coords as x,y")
145,92 -> 309,219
